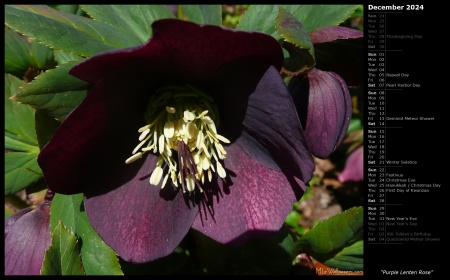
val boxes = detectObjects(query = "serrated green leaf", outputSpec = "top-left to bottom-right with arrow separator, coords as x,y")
41,221 -> 85,275
13,60 -> 88,121
50,193 -> 84,233
323,240 -> 363,271
30,40 -> 56,70
237,5 -> 359,38
50,194 -> 123,275
77,211 -> 123,275
20,90 -> 86,122
5,5 -> 141,57
4,28 -> 32,78
179,5 -> 222,25
15,60 -> 88,95
236,5 -> 279,35
54,50 -> 83,64
81,5 -> 175,44
294,206 -> 363,271
275,6 -> 315,75
276,6 -> 314,51
4,74 -> 42,195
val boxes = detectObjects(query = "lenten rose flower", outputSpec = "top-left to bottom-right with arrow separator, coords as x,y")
4,191 -> 53,275
288,26 -> 363,158
37,18 -> 316,263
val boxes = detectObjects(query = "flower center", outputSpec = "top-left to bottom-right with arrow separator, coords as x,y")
125,85 -> 229,193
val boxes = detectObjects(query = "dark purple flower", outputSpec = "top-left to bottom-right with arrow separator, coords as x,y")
4,193 -> 52,275
288,68 -> 352,159
288,26 -> 362,158
37,19 -> 315,263
338,145 -> 364,183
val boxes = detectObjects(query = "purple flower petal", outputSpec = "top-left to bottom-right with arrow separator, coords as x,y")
70,18 -> 282,85
84,154 -> 198,264
338,146 -> 364,183
192,66 -> 313,245
5,207 -> 32,238
238,66 -> 314,185
4,202 -> 51,275
288,69 -> 352,158
192,143 -> 306,246
38,63 -> 152,194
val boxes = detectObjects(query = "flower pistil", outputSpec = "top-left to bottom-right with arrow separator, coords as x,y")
125,85 -> 229,193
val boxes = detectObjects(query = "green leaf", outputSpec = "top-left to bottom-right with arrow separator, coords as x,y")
51,4 -> 85,16
4,152 -> 42,195
5,5 -> 141,57
275,6 -> 315,76
41,221 -> 85,275
294,206 -> 363,271
50,194 -> 123,275
348,118 -> 363,134
199,5 -> 222,25
77,210 -> 123,275
13,60 -> 88,121
29,40 -> 56,70
285,209 -> 307,236
54,50 -> 83,64
5,74 -> 37,144
237,5 -> 359,37
5,28 -> 56,77
323,240 -> 363,271
4,74 -> 42,195
4,28 -> 32,78
81,5 -> 175,44
50,193 -> 84,233
276,6 -> 314,51
4,131 -> 36,153
180,5 -> 222,25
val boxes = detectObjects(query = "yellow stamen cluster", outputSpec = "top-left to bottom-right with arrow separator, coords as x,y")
125,85 -> 230,193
